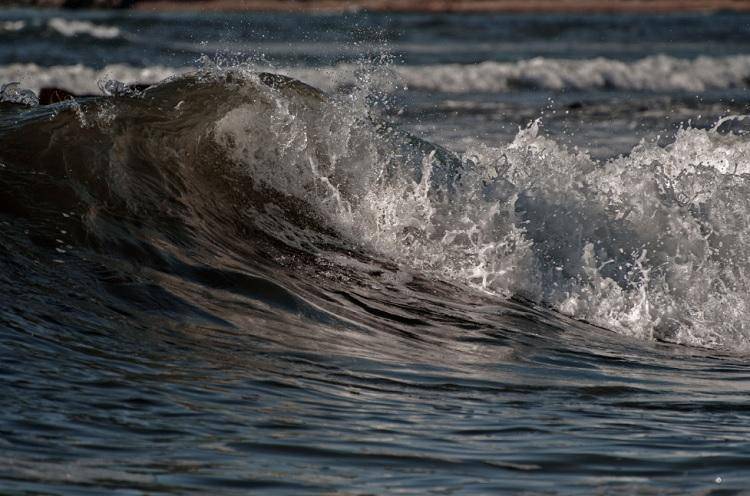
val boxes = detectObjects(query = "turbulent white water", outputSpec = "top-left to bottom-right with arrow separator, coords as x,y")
4,54 -> 750,95
208,71 -> 750,351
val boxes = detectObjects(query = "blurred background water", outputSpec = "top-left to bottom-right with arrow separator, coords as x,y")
2,7 -> 750,495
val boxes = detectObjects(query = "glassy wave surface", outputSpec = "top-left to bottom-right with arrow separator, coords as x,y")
2,9 -> 750,494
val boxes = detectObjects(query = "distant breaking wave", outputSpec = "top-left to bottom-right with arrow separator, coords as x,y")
0,20 -> 25,33
3,55 -> 750,95
394,54 -> 750,92
302,54 -> 750,93
0,63 -> 187,94
46,18 -> 122,40
0,18 -> 123,40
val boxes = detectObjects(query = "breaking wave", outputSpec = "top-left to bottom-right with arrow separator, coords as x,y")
2,68 -> 749,352
4,54 -> 750,96
0,63 -> 187,94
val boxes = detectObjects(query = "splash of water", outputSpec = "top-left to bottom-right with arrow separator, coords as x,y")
209,72 -> 750,351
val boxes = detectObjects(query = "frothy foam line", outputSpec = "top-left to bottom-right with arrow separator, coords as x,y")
3,54 -> 750,96
0,20 -> 25,32
46,18 -> 122,40
0,18 -> 123,38
0,63 -> 190,94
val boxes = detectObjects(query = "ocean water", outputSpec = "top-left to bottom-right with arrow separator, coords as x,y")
2,8 -> 750,494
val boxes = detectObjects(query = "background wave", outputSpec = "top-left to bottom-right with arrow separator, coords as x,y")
5,55 -> 750,95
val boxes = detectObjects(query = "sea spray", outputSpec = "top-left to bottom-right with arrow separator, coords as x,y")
210,74 -> 750,350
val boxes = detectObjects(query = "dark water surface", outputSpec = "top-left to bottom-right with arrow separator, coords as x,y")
2,9 -> 750,495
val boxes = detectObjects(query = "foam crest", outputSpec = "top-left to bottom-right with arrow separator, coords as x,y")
459,123 -> 750,350
209,76 -> 750,350
212,74 -> 395,242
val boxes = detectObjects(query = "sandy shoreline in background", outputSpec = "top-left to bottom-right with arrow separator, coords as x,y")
133,0 -> 750,13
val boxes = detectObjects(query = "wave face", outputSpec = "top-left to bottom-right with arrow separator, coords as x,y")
3,68 -> 750,494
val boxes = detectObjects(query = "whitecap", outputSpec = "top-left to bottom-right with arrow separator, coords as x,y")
47,18 -> 122,40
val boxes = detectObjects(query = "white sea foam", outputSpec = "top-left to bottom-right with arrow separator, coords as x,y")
481,122 -> 750,350
209,72 -> 750,351
0,21 -> 26,33
3,54 -> 750,96
0,63 -> 189,94
391,55 -> 750,93
273,55 -> 750,93
47,18 -> 122,40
